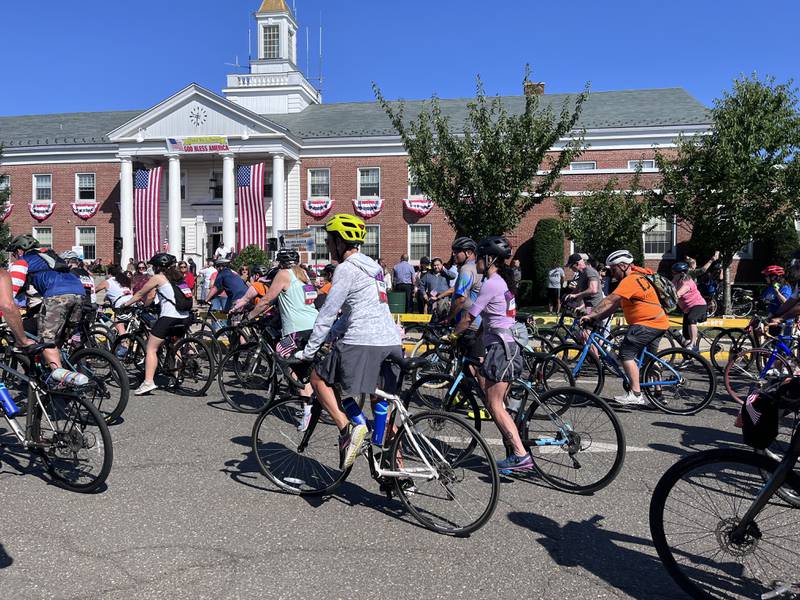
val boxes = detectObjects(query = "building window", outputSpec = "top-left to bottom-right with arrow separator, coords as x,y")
408,225 -> 432,262
408,167 -> 424,198
736,242 -> 754,260
264,170 -> 273,198
33,226 -> 52,248
0,175 -> 9,195
33,174 -> 52,201
181,171 -> 187,201
76,226 -> 96,261
310,226 -> 330,263
643,217 -> 675,258
75,173 -> 96,201
211,170 -> 223,200
358,168 -> 380,198
628,159 -> 656,170
362,225 -> 380,260
263,25 -> 280,59
309,169 -> 330,198
569,161 -> 596,171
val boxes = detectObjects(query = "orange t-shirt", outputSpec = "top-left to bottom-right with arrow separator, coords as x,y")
613,270 -> 670,330
319,282 -> 332,295
251,281 -> 268,304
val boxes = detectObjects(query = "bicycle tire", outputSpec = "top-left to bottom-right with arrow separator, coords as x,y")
69,348 -> 130,423
640,348 -> 716,415
405,373 -> 482,433
171,337 -> 214,396
252,396 -> 349,496
724,347 -> 793,405
523,387 -> 625,494
218,343 -> 277,412
649,448 -> 800,600
389,410 -> 499,536
32,389 -> 113,493
709,328 -> 753,373
521,351 -> 575,394
110,333 -> 147,388
550,343 -> 605,395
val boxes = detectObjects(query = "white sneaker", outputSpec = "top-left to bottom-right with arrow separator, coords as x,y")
613,391 -> 646,406
297,408 -> 312,432
134,381 -> 158,395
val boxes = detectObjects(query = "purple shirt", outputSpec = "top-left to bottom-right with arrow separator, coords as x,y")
392,261 -> 415,285
468,273 -> 516,345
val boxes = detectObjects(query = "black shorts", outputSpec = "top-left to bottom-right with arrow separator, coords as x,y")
682,304 -> 707,339
151,316 -> 191,339
481,342 -> 524,383
547,288 -> 560,303
315,342 -> 403,397
619,325 -> 666,361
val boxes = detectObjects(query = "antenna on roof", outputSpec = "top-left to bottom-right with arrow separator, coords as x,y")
225,55 -> 245,70
318,12 -> 324,92
293,0 -> 297,17
248,24 -> 252,63
306,26 -> 310,76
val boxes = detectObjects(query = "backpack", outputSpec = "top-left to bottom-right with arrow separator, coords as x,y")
631,266 -> 678,312
38,249 -> 71,273
159,279 -> 193,312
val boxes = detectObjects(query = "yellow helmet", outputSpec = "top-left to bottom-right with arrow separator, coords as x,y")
325,213 -> 367,244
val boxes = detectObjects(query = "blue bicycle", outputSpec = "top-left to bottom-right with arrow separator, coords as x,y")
551,324 -> 717,415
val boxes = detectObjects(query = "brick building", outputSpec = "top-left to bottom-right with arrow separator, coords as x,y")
0,0 -> 733,279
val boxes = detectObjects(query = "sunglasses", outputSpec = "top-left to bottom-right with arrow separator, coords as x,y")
137,266 -> 146,270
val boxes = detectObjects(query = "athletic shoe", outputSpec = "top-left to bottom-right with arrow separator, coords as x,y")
613,391 -> 647,406
297,408 -> 312,432
134,381 -> 158,396
338,423 -> 368,470
497,453 -> 534,475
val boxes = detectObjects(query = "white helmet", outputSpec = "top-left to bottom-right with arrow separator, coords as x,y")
606,250 -> 634,267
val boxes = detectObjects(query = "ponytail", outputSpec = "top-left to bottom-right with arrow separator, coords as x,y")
494,258 -> 517,294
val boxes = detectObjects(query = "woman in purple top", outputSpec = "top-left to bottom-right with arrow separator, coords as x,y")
453,236 -> 530,474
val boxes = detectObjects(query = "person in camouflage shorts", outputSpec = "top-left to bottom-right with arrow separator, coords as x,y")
38,293 -> 83,345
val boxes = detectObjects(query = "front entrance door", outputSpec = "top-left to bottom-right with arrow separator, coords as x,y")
208,225 -> 223,259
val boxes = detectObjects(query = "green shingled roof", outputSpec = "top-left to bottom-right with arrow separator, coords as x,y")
0,88 -> 709,148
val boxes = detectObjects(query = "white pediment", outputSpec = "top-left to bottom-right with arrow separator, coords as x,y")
107,83 -> 292,142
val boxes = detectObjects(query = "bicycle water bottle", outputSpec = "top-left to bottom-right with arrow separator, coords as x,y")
0,382 -> 20,417
371,399 -> 389,446
342,397 -> 367,426
49,368 -> 90,387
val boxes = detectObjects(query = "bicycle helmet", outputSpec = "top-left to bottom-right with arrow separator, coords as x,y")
671,261 -> 690,274
251,264 -> 269,277
451,236 -> 477,253
322,263 -> 336,278
606,250 -> 634,266
275,248 -> 300,267
325,213 -> 366,244
762,265 -> 785,277
149,253 -> 177,268
266,267 -> 280,282
60,250 -> 82,262
7,234 -> 40,253
214,257 -> 231,267
476,236 -> 512,259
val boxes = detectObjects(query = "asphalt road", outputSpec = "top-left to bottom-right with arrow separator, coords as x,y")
0,371 -> 743,600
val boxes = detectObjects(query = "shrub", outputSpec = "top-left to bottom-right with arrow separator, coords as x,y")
530,219 -> 564,303
231,245 -> 270,271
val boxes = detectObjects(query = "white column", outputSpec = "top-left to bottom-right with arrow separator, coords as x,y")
168,154 -> 182,259
119,156 -> 134,265
272,153 -> 286,240
222,152 -> 236,252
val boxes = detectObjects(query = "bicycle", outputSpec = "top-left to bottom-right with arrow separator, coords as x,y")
252,354 -> 499,536
552,323 -> 717,415
0,342 -> 113,493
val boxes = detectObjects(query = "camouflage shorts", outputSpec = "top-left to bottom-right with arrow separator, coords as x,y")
38,294 -> 83,344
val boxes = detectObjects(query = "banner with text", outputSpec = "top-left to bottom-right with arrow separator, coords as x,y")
166,136 -> 230,153
280,228 -> 315,253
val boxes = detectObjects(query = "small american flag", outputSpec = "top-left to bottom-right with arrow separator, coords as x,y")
134,167 -> 163,261
237,163 -> 266,251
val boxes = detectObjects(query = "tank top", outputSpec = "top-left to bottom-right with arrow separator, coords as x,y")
105,277 -> 132,305
157,279 -> 190,320
277,269 -> 318,336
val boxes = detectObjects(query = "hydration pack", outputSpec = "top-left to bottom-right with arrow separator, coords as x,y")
159,280 -> 194,312
631,266 -> 678,313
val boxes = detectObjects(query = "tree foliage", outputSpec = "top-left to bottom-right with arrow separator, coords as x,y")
374,68 -> 588,239
0,146 -> 11,268
530,218 -> 564,302
231,244 -> 269,271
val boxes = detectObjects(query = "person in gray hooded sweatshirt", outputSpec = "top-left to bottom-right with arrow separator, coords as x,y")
298,213 -> 402,470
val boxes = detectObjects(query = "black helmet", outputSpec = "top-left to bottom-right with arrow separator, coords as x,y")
266,267 -> 280,282
214,257 -> 231,268
276,248 -> 299,267
451,236 -> 477,253
420,256 -> 431,266
672,261 -> 690,274
149,253 -> 177,268
477,236 -> 512,260
7,234 -> 40,253
322,263 -> 336,278
251,264 -> 269,277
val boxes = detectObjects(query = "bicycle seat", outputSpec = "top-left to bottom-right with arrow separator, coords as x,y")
166,323 -> 191,338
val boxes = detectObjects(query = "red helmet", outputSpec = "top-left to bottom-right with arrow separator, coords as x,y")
761,265 -> 785,277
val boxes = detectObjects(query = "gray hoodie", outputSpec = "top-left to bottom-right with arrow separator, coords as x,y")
303,252 -> 401,357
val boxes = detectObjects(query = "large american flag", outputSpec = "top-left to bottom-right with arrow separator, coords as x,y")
134,166 -> 163,261
237,162 -> 266,251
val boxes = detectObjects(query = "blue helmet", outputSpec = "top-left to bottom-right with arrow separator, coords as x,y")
672,261 -> 689,274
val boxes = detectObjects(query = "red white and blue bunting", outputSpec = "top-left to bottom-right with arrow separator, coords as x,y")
71,201 -> 100,220
352,198 -> 384,219
29,200 -> 55,221
403,197 -> 433,217
0,204 -> 13,222
304,197 -> 334,218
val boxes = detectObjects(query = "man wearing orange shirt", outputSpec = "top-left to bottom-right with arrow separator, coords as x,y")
580,249 -> 669,406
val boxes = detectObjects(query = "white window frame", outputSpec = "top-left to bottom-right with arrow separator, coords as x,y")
643,216 -> 677,259
408,166 -> 425,199
308,168 -> 331,198
357,167 -> 381,199
32,226 -> 53,248
362,224 -> 381,260
407,224 -> 432,264
74,172 -> 96,202
569,161 -> 596,171
735,242 -> 754,260
309,225 -> 330,263
209,169 -> 223,201
0,175 -> 10,193
628,159 -> 656,170
32,173 -> 52,202
263,24 -> 280,59
75,226 -> 97,261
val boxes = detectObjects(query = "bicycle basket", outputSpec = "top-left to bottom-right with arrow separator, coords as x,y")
739,377 -> 800,449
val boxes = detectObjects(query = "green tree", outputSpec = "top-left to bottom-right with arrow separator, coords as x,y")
231,244 -> 269,271
558,172 -> 652,266
654,74 -> 800,311
0,146 -> 11,268
374,69 -> 588,239
529,218 -> 564,303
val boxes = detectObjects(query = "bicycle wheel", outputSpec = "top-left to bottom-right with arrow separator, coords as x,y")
69,348 -> 130,423
649,448 -> 800,600
551,343 -> 605,395
171,337 -> 214,396
757,410 -> 800,507
642,348 -> 717,415
522,351 -> 575,393
724,348 -> 793,405
523,388 -> 625,493
709,328 -> 753,373
389,410 -> 499,536
32,389 -> 113,493
527,334 -> 553,354
252,396 -> 348,495
405,373 -> 482,432
110,333 -> 146,387
731,292 -> 754,318
538,325 -> 567,346
218,343 -> 277,412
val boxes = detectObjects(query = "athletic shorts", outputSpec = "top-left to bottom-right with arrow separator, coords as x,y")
315,342 -> 403,397
481,342 -> 524,383
38,294 -> 83,345
547,288 -> 560,304
619,324 -> 666,361
151,316 -> 191,339
682,304 -> 707,339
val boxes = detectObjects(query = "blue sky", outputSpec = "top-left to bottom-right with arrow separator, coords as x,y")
0,0 -> 796,116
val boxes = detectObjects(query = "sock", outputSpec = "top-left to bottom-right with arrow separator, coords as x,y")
303,404 -> 312,416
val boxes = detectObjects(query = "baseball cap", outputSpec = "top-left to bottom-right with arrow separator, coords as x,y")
566,253 -> 583,267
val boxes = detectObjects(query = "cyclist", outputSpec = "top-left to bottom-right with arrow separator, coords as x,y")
0,269 -> 35,349
8,234 -> 85,369
62,251 -> 97,310
451,236 -> 530,473
206,258 -> 248,313
769,254 -> 800,327
564,253 -> 604,315
580,249 -> 669,406
443,237 -> 484,363
314,263 -> 336,309
96,266 -> 134,340
756,265 -> 793,343
231,264 -> 272,310
671,262 -> 707,351
123,253 -> 192,395
297,213 -> 402,469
